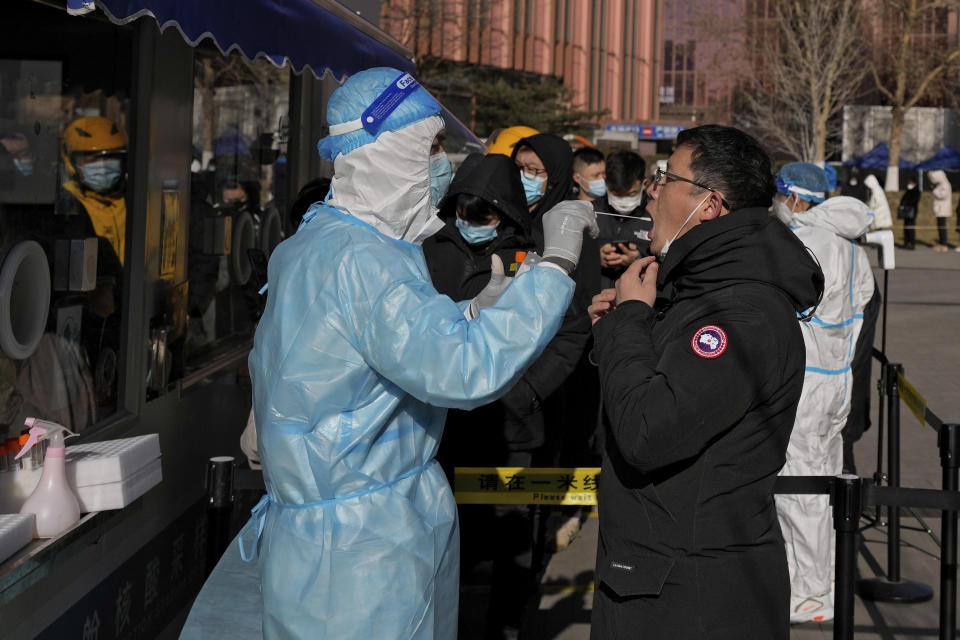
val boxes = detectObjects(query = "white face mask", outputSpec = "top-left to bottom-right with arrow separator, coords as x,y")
659,192 -> 711,259
608,193 -> 644,214
773,196 -> 798,224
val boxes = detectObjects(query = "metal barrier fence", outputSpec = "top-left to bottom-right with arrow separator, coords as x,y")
859,358 -> 960,640
211,360 -> 959,640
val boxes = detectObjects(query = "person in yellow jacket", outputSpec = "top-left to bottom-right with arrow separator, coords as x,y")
57,115 -> 127,409
59,116 -> 127,266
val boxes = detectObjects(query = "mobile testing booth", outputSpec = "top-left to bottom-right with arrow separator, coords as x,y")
0,1 -> 482,636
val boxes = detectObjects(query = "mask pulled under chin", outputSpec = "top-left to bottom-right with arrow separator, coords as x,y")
658,192 -> 711,259
327,116 -> 445,245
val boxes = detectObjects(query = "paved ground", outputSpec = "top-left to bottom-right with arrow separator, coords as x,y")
465,244 -> 960,639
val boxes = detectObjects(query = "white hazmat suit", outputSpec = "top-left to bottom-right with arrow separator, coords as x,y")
241,68 -> 580,639
776,196 -> 875,621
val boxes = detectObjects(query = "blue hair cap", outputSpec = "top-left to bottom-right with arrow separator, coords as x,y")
777,162 -> 829,203
822,163 -> 838,191
317,67 -> 443,162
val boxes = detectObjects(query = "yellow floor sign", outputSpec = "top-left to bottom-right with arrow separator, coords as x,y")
454,467 -> 601,505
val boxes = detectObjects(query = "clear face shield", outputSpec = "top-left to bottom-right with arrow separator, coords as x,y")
430,103 -> 487,167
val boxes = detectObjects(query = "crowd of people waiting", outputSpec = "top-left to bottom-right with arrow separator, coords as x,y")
228,67 -> 930,640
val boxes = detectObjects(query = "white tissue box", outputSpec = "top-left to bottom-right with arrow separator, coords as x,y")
65,434 -> 161,487
74,457 -> 163,512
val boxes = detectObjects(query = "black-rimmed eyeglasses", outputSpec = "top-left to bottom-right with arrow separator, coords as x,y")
653,168 -> 730,211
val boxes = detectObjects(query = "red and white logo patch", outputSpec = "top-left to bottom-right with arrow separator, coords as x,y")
691,325 -> 727,359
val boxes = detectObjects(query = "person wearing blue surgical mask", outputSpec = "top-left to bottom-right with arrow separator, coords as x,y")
424,153 -> 529,297
507,133 -> 605,634
59,116 -> 128,266
429,134 -> 453,207
573,146 -> 606,201
57,115 -> 129,418
515,144 -> 548,207
0,132 -> 34,177
422,151 -> 557,640
76,155 -> 123,193
510,135 -> 577,231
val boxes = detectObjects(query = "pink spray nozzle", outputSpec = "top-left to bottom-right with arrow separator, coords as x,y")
14,425 -> 45,461
13,417 -> 76,461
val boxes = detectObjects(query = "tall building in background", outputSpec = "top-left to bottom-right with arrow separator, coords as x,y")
372,0 -> 960,153
655,0 -> 960,126
656,0 -> 772,125
379,0 -> 659,126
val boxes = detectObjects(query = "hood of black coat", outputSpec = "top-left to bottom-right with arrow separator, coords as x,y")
437,153 -> 531,236
511,133 -> 574,222
656,207 -> 824,314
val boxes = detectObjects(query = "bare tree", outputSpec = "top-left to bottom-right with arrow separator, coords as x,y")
380,0 -> 484,65
739,0 -> 867,164
870,0 -> 960,190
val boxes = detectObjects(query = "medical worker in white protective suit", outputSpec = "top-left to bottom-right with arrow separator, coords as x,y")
241,67 -> 598,639
772,162 -> 875,624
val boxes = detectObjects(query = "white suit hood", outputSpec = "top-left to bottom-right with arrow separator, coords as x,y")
327,116 -> 445,245
928,169 -> 949,186
863,174 -> 892,228
791,195 -> 873,240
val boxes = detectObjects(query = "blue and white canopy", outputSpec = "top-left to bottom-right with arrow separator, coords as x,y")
67,0 -> 416,80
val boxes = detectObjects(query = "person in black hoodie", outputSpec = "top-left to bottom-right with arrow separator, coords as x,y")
512,134 -> 603,550
424,154 -> 532,301
422,153 -> 546,640
588,125 -> 824,640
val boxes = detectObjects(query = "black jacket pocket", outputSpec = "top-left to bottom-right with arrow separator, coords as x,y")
597,554 -> 675,597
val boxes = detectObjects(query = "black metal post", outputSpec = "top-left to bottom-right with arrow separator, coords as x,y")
874,270 -> 890,523
888,363 -> 903,581
205,455 -> 236,576
881,270 -> 889,356
858,364 -> 933,603
939,423 -> 960,640
874,364 -> 887,523
834,474 -> 863,640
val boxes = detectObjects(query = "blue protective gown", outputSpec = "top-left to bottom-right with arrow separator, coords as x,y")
245,205 -> 574,639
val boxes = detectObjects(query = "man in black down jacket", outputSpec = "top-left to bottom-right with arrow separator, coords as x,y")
587,125 -> 824,640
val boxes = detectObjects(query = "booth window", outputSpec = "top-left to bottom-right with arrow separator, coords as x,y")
0,1 -> 133,440
184,48 -> 290,374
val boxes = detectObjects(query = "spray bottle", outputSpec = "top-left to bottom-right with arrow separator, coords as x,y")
14,417 -> 81,538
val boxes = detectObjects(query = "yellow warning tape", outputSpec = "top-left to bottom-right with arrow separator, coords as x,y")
454,467 -> 601,505
897,370 -> 928,426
